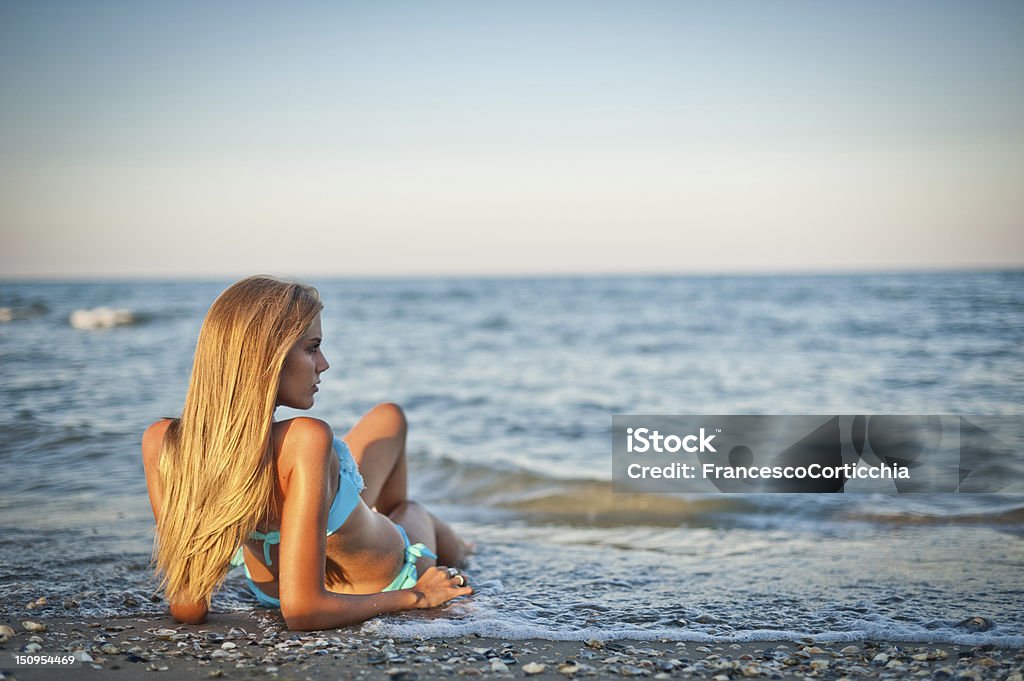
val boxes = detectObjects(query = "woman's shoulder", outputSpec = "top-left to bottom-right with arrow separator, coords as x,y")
272,417 -> 336,474
141,418 -> 175,466
272,416 -> 334,442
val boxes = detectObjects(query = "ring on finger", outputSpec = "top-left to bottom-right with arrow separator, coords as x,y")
455,575 -> 465,586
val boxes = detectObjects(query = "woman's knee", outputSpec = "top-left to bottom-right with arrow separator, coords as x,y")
389,500 -> 431,536
367,402 -> 407,437
389,498 -> 423,521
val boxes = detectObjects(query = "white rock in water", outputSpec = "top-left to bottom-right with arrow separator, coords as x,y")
523,662 -> 546,675
70,307 -> 134,329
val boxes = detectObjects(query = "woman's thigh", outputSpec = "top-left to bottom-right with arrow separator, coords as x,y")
342,402 -> 408,510
387,500 -> 437,572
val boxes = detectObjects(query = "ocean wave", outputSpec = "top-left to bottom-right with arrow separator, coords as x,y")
69,307 -> 136,329
0,303 -> 48,322
411,455 -> 1024,527
363,614 -> 1024,647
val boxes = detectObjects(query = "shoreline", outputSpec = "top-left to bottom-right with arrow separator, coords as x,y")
2,613 -> 1022,680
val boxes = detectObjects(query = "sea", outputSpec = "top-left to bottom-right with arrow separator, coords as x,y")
1,271 -> 1022,645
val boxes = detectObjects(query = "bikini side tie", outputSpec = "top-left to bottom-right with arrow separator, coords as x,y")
230,530 -> 282,568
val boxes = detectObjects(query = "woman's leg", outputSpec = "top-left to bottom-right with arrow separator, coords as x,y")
387,501 -> 470,568
343,402 -> 408,515
345,402 -> 473,567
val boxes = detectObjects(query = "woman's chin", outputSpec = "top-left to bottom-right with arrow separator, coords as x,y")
277,397 -> 316,411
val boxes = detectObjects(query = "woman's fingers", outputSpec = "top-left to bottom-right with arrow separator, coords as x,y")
414,566 -> 472,608
442,565 -> 468,587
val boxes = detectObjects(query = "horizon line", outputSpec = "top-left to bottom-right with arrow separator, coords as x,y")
2,263 -> 1022,285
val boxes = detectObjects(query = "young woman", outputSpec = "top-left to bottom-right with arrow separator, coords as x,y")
142,275 -> 472,631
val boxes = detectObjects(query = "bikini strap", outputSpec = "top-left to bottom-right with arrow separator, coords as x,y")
249,530 -> 282,566
406,542 -> 438,561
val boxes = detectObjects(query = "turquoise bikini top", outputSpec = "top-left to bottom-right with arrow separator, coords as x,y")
229,436 -> 365,568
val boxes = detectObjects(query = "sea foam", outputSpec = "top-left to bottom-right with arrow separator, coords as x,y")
69,307 -> 135,329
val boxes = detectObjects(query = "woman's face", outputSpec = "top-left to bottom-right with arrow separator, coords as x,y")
276,313 -> 329,410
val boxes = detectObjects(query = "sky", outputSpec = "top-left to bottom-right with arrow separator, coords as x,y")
1,0 -> 1023,279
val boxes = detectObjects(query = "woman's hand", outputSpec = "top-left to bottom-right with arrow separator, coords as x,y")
412,565 -> 473,608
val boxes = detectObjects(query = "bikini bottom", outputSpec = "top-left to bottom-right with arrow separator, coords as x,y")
242,523 -> 436,608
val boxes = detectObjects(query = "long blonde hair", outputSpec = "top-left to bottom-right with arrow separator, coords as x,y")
153,275 -> 323,606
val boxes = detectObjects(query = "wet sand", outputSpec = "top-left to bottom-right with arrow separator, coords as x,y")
2,611 -> 1022,680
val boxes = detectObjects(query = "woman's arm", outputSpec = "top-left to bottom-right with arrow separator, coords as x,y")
276,418 -> 470,631
141,419 -> 209,624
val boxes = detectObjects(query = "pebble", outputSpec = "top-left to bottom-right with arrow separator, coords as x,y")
387,669 -> 416,681
21,621 -> 47,632
490,660 -> 508,673
840,645 -> 860,655
221,641 -> 236,650
558,662 -> 580,675
522,662 -> 546,675
151,628 -> 178,639
0,625 -> 15,643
